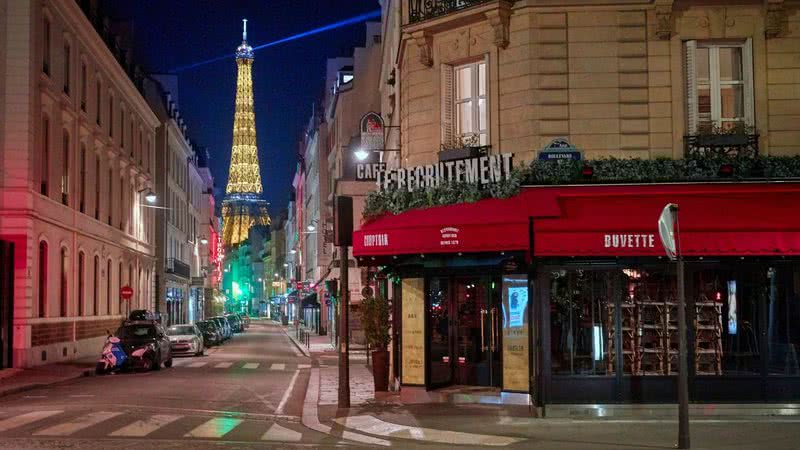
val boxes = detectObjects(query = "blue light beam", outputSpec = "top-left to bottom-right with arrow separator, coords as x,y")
170,10 -> 381,73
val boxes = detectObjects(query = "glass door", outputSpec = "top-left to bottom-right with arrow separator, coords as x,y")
428,277 -> 452,386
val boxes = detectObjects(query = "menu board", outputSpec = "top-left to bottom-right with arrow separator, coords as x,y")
502,275 -> 529,392
401,278 -> 425,385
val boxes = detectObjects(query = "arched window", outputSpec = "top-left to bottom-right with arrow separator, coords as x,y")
61,130 -> 70,206
77,252 -> 85,316
93,255 -> 99,315
38,241 -> 48,318
41,115 -> 49,196
106,259 -> 112,315
60,248 -> 68,317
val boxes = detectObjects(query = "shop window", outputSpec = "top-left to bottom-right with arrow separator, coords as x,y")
442,59 -> 488,147
106,259 -> 112,315
41,115 -> 49,196
93,255 -> 99,315
38,241 -> 48,318
685,39 -> 753,134
768,265 -> 800,376
60,248 -> 68,317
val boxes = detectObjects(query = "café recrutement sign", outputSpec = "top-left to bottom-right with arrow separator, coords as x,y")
376,153 -> 514,192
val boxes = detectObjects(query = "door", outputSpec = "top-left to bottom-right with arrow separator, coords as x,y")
427,276 -> 502,388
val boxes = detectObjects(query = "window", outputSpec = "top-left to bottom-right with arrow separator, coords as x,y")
119,177 -> 124,230
95,80 -> 102,125
108,95 -> 114,138
686,39 -> 754,134
443,60 -> 488,147
60,248 -> 68,317
41,116 -> 49,196
79,144 -> 86,213
42,18 -> 51,75
63,43 -> 70,95
94,156 -> 100,220
130,122 -> 134,158
93,255 -> 99,315
78,252 -> 85,316
107,259 -> 112,315
118,262 -> 123,313
120,106 -> 125,149
107,168 -> 113,225
80,61 -> 87,111
38,241 -> 48,318
61,130 -> 69,205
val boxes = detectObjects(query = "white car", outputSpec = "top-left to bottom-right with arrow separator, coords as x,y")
166,324 -> 204,356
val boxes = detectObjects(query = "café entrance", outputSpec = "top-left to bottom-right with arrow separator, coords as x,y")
427,275 -> 502,387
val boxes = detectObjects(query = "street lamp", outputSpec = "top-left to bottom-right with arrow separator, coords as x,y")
138,188 -> 157,204
354,148 -> 369,161
200,237 -> 208,245
290,249 -> 297,254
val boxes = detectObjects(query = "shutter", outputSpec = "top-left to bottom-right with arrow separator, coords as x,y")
441,63 -> 454,147
684,40 -> 698,135
742,37 -> 754,127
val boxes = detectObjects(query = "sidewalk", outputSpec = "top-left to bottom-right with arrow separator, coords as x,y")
0,357 -> 96,398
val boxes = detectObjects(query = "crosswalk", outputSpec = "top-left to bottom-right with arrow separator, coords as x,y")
0,410 -> 309,442
170,360 -> 299,371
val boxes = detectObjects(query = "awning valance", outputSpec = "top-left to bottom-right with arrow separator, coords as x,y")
353,183 -> 800,259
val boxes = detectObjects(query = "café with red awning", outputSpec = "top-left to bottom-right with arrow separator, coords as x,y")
355,182 -> 800,404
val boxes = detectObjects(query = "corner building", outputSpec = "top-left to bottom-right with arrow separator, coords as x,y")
0,0 -> 157,368
355,0 -> 800,405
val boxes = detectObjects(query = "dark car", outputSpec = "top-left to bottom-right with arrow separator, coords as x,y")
114,321 -> 172,370
212,316 -> 232,340
225,314 -> 243,333
197,320 -> 223,346
240,314 -> 251,329
128,309 -> 162,323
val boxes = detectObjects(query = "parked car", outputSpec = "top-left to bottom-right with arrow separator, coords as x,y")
212,316 -> 232,340
240,314 -> 250,329
128,309 -> 162,323
114,320 -> 172,371
166,324 -> 204,356
225,314 -> 242,333
197,320 -> 223,347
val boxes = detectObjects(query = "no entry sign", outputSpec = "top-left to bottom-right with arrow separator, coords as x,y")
120,285 -> 134,300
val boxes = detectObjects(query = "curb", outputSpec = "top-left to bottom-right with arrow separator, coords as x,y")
283,328 -> 311,358
0,368 -> 95,399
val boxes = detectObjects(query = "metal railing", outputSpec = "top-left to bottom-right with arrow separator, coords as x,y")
166,258 -> 191,279
296,326 -> 310,348
684,134 -> 759,159
408,0 -> 493,24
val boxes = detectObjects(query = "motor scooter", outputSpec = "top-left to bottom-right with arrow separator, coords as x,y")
96,333 -> 128,375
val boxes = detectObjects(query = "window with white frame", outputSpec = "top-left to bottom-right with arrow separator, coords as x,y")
442,59 -> 488,147
685,39 -> 753,134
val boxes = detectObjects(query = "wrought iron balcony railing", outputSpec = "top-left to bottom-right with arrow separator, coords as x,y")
684,134 -> 759,159
166,258 -> 191,279
408,0 -> 493,24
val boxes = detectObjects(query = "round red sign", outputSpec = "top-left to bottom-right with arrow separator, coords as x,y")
120,285 -> 134,300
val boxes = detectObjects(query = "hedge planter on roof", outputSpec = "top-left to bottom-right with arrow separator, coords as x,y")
362,156 -> 800,221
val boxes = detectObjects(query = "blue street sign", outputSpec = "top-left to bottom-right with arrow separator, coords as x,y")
538,138 -> 582,161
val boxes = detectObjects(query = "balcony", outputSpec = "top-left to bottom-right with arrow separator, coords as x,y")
166,258 -> 190,279
684,134 -> 759,159
408,0 -> 494,24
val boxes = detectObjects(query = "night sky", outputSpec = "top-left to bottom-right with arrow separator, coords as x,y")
101,0 -> 380,217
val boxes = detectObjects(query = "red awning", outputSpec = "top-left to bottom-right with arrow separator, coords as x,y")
353,183 -> 800,258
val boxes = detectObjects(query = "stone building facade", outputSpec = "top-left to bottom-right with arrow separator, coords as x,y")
394,0 -> 800,166
0,0 -> 158,367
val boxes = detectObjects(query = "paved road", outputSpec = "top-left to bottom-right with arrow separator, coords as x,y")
0,321 -> 337,448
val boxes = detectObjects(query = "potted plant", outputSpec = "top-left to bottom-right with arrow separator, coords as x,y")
359,293 -> 391,391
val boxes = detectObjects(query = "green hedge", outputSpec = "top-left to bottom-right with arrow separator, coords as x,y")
362,156 -> 800,221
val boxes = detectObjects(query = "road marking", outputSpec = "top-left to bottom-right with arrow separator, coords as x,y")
270,363 -> 285,371
297,364 -> 311,369
33,411 -> 122,436
23,395 -> 47,399
334,415 -> 523,446
242,363 -> 259,369
184,417 -> 243,438
109,414 -> 182,437
214,362 -> 233,368
276,370 -> 300,415
302,367 -> 390,446
187,361 -> 207,368
69,394 -> 94,398
261,423 -> 302,442
0,411 -> 62,433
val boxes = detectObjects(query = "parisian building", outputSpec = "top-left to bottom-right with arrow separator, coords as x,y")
0,0 -> 158,367
355,0 -> 800,404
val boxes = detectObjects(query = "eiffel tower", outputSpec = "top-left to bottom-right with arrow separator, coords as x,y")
221,19 -> 270,247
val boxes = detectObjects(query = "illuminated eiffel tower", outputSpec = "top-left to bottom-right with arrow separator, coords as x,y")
221,19 -> 271,246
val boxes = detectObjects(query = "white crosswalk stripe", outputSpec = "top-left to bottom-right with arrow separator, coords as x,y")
33,411 -> 122,436
297,364 -> 311,369
184,417 -> 243,438
270,363 -> 285,371
242,363 -> 259,369
0,411 -> 63,433
109,414 -> 182,437
187,361 -> 207,368
261,423 -> 301,442
214,362 -> 233,368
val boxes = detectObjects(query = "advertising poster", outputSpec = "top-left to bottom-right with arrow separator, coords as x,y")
401,278 -> 425,385
501,275 -> 529,392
